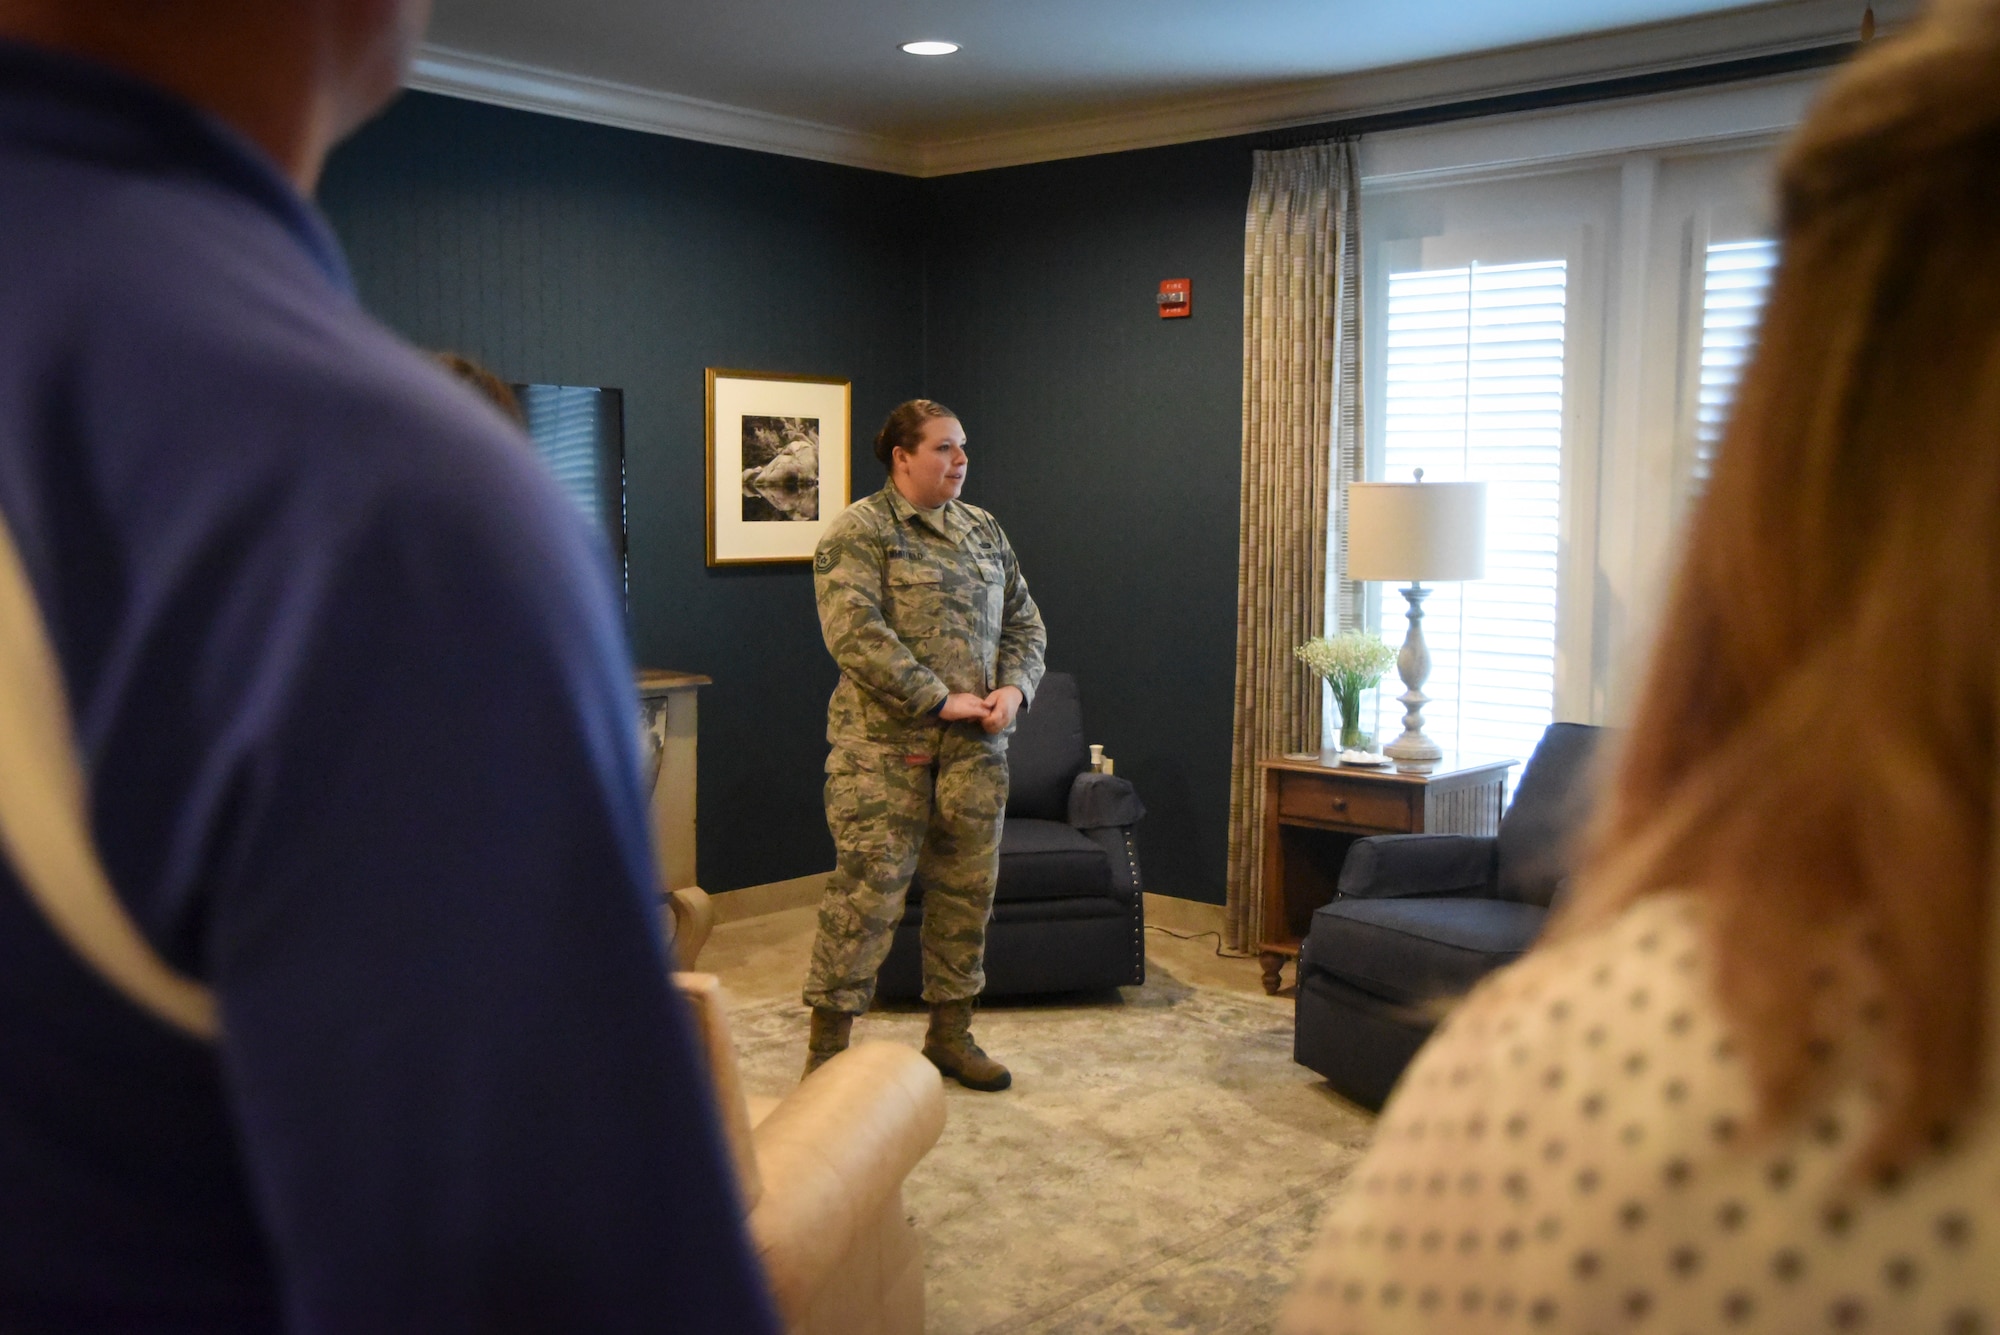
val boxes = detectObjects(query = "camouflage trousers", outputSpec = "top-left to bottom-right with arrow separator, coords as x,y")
802,731 -> 1008,1014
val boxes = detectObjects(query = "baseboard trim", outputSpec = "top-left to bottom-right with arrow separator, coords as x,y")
708,873 -> 825,924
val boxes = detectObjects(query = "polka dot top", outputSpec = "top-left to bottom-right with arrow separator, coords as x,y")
1280,893 -> 2000,1334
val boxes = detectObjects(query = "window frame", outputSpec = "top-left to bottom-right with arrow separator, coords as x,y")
1359,198 -> 1611,759
1351,125 -> 1789,742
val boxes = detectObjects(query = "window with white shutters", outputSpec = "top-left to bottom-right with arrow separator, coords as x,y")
1359,131 -> 1788,744
1691,238 -> 1780,489
1369,259 -> 1567,764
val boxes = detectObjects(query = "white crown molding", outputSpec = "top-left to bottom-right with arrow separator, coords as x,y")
913,0 -> 1906,176
406,46 -> 922,175
1357,68 -> 1818,188
407,0 -> 1912,180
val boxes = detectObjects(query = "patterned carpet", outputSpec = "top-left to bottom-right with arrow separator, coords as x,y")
728,971 -> 1375,1334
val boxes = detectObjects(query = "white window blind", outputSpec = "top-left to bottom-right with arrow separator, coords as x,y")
1370,259 -> 1567,764
517,384 -> 628,591
1692,239 -> 1780,488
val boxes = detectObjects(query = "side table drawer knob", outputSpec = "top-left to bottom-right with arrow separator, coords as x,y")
1331,797 -> 1347,811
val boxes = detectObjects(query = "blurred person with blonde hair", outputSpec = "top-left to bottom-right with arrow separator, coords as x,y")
1282,0 -> 2000,1329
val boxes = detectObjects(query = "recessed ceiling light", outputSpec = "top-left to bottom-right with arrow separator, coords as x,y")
900,40 -> 960,56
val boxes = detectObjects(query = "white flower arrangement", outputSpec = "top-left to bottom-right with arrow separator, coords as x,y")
1296,632 -> 1397,750
1295,632 -> 1396,697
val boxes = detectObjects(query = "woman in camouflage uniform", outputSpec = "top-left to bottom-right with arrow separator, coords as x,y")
802,400 -> 1046,1090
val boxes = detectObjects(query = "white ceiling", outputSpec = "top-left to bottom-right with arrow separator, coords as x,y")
413,0 -> 1886,174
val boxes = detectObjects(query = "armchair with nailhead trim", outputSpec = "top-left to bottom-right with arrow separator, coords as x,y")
877,672 -> 1147,1000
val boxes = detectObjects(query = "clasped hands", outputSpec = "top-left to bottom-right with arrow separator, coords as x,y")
939,686 -> 1024,734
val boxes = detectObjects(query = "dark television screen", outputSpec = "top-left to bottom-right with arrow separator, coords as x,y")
512,384 -> 627,592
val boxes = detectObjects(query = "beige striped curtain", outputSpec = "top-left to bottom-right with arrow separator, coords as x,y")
1225,139 -> 1364,955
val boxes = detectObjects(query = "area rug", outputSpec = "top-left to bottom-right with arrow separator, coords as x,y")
728,971 -> 1375,1334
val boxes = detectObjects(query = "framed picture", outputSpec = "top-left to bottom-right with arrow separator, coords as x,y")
705,368 -> 852,566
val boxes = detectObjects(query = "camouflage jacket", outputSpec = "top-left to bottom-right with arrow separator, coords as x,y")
813,482 -> 1047,755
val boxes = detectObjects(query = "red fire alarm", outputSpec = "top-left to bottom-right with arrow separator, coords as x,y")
1157,278 -> 1191,319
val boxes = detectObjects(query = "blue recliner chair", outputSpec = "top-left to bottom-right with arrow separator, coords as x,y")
1293,722 -> 1608,1109
877,672 -> 1146,1001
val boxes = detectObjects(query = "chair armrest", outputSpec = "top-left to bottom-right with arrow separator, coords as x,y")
670,971 -> 764,1207
1068,771 -> 1146,829
1337,834 -> 1499,899
666,886 -> 715,968
747,1041 -> 946,1323
1081,824 -> 1145,902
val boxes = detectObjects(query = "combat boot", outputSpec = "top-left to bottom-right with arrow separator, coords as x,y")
801,1007 -> 853,1079
922,998 -> 1011,1091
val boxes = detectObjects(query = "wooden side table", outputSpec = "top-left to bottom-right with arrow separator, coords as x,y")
1257,752 -> 1513,994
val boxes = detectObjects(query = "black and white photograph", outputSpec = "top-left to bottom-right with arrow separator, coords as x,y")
706,368 -> 850,565
740,415 -> 820,522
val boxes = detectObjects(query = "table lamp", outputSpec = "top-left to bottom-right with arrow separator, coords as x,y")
1346,472 -> 1487,773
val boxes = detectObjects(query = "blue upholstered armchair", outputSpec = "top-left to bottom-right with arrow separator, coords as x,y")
877,673 -> 1146,1000
1294,723 -> 1607,1109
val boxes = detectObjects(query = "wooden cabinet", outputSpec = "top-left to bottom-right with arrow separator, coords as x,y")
637,669 -> 710,892
1257,753 -> 1512,994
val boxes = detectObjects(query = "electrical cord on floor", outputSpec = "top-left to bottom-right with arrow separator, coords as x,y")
1144,923 -> 1259,960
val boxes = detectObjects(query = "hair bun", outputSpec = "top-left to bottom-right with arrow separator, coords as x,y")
872,399 -> 957,469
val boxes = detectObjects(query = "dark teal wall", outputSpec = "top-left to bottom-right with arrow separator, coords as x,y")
321,57 -> 1841,905
922,140 -> 1252,903
320,93 -> 1252,903
320,92 -> 925,892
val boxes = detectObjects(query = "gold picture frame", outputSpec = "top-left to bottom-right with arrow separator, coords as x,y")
705,368 -> 852,566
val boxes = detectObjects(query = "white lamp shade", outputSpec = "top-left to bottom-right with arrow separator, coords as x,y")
1346,481 -> 1488,582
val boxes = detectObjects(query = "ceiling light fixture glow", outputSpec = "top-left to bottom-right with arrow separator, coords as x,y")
900,40 -> 960,56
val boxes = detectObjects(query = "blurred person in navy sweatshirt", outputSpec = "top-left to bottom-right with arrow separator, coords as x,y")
0,2 -> 777,1330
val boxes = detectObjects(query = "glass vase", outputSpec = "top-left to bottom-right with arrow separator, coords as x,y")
1335,684 -> 1366,752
